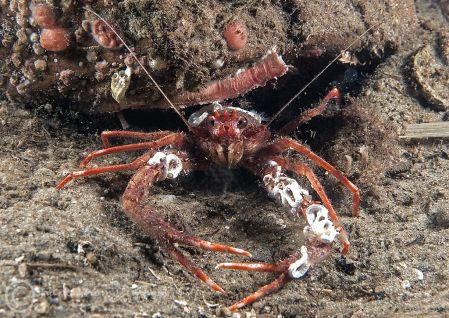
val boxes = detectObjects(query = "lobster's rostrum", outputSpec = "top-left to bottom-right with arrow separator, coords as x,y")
57,8 -> 361,311
189,104 -> 269,167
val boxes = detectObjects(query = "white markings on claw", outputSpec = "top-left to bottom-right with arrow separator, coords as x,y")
303,204 -> 338,244
288,246 -> 310,279
263,161 -> 310,214
148,152 -> 183,179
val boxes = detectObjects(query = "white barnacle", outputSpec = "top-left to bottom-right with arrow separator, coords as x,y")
288,246 -> 310,279
303,204 -> 338,244
111,66 -> 132,104
148,152 -> 183,179
263,161 -> 309,214
148,152 -> 166,166
274,176 -> 309,210
164,154 -> 183,179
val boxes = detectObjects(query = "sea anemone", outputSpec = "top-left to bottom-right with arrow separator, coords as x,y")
40,27 -> 71,52
91,19 -> 121,49
31,4 -> 57,29
223,21 -> 248,51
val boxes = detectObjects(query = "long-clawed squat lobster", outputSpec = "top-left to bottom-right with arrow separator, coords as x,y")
57,7 -> 366,311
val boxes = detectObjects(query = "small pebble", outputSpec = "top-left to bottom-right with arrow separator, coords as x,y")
85,252 -> 97,264
29,32 -> 39,43
245,310 -> 257,318
402,280 -> 411,289
343,154 -> 353,174
15,255 -> 25,262
216,306 -> 232,317
18,263 -> 28,277
174,299 -> 187,307
11,53 -> 22,67
34,297 -> 50,314
44,103 -> 53,113
34,59 -> 47,71
59,69 -> 76,86
32,43 -> 44,55
158,194 -> 177,203
359,146 -> 369,167
433,210 -> 449,228
35,251 -> 52,261
413,268 -> 424,281
86,51 -> 97,63
62,283 -> 70,300
70,287 -> 82,300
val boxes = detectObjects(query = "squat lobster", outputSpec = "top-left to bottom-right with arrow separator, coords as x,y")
57,7 -> 361,311
57,87 -> 359,309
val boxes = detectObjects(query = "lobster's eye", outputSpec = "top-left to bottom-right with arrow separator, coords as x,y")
237,117 -> 247,128
208,116 -> 216,127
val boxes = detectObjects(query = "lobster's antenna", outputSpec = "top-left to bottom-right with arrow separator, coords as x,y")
83,6 -> 192,130
266,3 -> 397,127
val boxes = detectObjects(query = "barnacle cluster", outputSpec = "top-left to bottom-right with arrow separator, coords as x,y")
304,204 -> 338,244
148,152 -> 183,179
263,160 -> 311,214
263,160 -> 339,280
111,66 -> 132,104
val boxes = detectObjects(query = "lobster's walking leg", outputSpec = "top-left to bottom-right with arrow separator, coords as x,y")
274,156 -> 350,254
262,138 -> 360,216
278,88 -> 340,135
80,133 -> 184,166
228,273 -> 290,311
122,153 -> 251,293
101,130 -> 172,148
217,157 -> 341,310
218,244 -> 333,311
56,155 -> 150,189
57,133 -> 184,187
